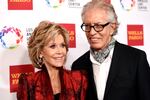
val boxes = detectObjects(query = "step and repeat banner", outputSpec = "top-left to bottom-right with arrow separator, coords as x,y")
0,0 -> 150,99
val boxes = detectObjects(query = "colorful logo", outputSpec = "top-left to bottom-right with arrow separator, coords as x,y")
120,0 -> 135,11
0,26 -> 23,49
127,24 -> 144,46
8,0 -> 33,10
59,24 -> 76,48
10,64 -> 34,92
45,0 -> 65,8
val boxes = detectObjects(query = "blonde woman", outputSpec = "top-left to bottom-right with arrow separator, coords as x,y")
17,21 -> 87,100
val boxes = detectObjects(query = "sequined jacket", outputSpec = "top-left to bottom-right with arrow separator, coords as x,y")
17,67 -> 87,100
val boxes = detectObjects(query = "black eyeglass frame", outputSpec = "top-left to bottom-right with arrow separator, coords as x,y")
81,22 -> 110,32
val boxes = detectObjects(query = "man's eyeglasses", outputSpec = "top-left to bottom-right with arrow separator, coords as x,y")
81,22 -> 110,32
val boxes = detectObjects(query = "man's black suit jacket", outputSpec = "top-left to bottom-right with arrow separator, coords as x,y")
71,41 -> 150,100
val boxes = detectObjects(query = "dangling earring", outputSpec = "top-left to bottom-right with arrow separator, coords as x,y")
37,55 -> 43,68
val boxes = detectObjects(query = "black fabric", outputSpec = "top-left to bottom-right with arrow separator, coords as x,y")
71,41 -> 150,100
54,93 -> 60,100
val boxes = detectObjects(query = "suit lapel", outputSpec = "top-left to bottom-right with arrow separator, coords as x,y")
88,60 -> 98,98
86,51 -> 98,99
104,42 -> 121,98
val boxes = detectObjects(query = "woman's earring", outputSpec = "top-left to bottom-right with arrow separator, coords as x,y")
37,56 -> 43,68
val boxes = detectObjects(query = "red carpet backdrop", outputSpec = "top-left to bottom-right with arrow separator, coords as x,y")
0,0 -> 150,99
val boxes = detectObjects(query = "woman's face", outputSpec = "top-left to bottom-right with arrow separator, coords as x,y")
41,34 -> 67,68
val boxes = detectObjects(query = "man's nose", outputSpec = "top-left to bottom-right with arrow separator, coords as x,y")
89,27 -> 97,35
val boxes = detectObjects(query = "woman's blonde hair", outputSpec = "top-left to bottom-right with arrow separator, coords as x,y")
28,21 -> 69,69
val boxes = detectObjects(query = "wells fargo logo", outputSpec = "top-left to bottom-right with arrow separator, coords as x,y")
59,24 -> 76,48
8,0 -> 33,10
10,64 -> 34,92
127,25 -> 144,46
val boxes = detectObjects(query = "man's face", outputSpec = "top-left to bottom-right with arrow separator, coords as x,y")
83,8 -> 114,51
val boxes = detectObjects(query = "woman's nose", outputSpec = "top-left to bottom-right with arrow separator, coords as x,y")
56,46 -> 63,53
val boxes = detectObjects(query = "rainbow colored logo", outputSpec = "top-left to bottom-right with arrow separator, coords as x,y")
0,26 -> 23,49
120,0 -> 135,11
45,0 -> 65,8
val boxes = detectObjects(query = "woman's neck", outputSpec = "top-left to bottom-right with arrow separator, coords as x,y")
47,67 -> 61,95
